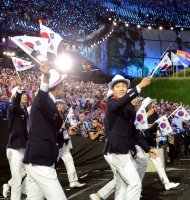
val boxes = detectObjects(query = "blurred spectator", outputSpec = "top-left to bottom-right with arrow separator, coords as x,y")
89,118 -> 105,141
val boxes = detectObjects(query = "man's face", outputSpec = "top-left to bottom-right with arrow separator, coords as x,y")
94,110 -> 100,117
92,120 -> 98,128
113,82 -> 127,98
57,103 -> 64,111
131,98 -> 137,106
79,113 -> 86,122
20,93 -> 27,105
151,102 -> 158,111
86,112 -> 91,120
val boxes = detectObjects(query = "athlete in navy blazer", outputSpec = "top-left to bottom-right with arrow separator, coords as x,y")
6,81 -> 28,200
24,65 -> 67,200
102,75 -> 158,200
23,89 -> 63,166
105,87 -> 151,155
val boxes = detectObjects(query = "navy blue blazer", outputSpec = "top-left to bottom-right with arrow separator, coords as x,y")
7,92 -> 28,149
105,87 -> 151,154
23,90 -> 63,166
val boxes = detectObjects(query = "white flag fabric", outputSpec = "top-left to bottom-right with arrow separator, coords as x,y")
40,23 -> 62,56
11,36 -> 33,56
171,52 -> 181,63
11,57 -> 34,71
66,107 -> 77,126
11,36 -> 48,57
173,106 -> 190,121
150,54 -> 172,77
134,106 -> 148,130
156,115 -> 172,136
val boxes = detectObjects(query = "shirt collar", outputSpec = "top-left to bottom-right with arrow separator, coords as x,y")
112,95 -> 120,100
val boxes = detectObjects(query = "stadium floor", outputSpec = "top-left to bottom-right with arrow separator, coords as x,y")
1,159 -> 190,200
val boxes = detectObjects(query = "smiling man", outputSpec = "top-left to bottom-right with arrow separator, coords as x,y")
103,74 -> 158,200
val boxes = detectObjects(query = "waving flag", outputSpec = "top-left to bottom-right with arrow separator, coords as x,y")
11,36 -> 48,58
39,22 -> 62,56
177,50 -> 190,62
150,53 -> 172,77
159,54 -> 172,71
134,106 -> 148,130
171,52 -> 189,68
11,57 -> 34,71
156,115 -> 172,136
172,106 -> 190,121
66,107 -> 77,126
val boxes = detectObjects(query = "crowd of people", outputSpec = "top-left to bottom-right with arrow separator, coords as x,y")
1,68 -> 190,159
1,66 -> 190,199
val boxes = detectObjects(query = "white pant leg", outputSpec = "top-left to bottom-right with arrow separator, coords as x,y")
106,153 -> 141,200
134,146 -> 148,182
25,173 -> 44,200
97,155 -> 116,199
60,144 -> 78,183
25,164 -> 67,200
7,167 -> 27,195
151,156 -> 170,185
98,179 -> 116,199
7,148 -> 25,200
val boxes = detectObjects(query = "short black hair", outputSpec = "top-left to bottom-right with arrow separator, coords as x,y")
112,81 -> 127,89
172,124 -> 178,128
93,118 -> 99,123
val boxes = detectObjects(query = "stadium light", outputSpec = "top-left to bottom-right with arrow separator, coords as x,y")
55,54 -> 73,71
10,52 -> 15,57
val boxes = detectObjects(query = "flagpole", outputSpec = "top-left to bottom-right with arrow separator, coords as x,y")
15,71 -> 21,79
184,67 -> 186,78
167,105 -> 181,119
171,52 -> 174,78
64,107 -> 72,124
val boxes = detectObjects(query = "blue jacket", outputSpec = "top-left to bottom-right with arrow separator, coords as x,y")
24,90 -> 63,166
7,92 -> 28,149
105,87 -> 151,154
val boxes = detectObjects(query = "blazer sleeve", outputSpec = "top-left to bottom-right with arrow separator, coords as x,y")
134,131 -> 151,153
107,87 -> 139,112
11,92 -> 22,114
35,90 -> 63,129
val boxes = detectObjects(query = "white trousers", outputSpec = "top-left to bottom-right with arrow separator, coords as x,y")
7,169 -> 27,195
7,148 -> 25,200
99,146 -> 170,199
58,143 -> 78,183
24,164 -> 67,200
144,151 -> 169,185
99,146 -> 147,199
105,153 -> 142,200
